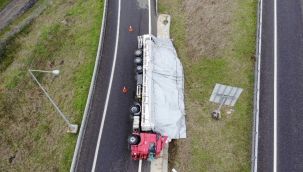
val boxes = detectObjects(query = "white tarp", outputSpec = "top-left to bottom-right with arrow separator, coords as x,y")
141,35 -> 186,139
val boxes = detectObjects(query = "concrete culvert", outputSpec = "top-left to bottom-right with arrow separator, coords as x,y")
211,110 -> 221,120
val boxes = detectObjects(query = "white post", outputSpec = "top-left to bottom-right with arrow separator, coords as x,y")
29,69 -> 78,133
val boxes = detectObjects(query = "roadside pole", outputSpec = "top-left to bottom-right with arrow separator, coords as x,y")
29,69 -> 78,133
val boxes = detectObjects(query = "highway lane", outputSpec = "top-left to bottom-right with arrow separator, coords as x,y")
258,0 -> 274,171
258,0 -> 303,171
73,0 -> 157,171
74,0 -> 119,171
93,0 -> 150,171
277,0 -> 303,171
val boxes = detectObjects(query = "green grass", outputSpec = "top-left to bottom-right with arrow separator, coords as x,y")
0,0 -> 10,11
0,0 -> 103,171
159,0 -> 256,171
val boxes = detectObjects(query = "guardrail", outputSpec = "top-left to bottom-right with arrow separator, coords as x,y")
70,0 -> 108,171
251,0 -> 263,172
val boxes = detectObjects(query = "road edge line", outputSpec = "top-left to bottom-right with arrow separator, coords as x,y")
138,160 -> 142,172
273,0 -> 277,171
251,0 -> 263,171
70,0 -> 108,171
91,0 -> 121,171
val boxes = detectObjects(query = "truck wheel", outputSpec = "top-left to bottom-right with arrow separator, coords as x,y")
130,105 -> 140,114
134,57 -> 142,65
128,135 -> 140,145
134,49 -> 143,57
136,65 -> 143,74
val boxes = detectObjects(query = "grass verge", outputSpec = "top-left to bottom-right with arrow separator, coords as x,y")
0,0 -> 10,11
159,0 -> 256,171
0,0 -> 103,171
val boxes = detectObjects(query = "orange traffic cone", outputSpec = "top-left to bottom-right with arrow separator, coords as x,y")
122,86 -> 128,94
128,25 -> 134,32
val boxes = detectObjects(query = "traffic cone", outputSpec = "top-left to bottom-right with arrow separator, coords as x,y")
128,25 -> 134,32
122,86 -> 128,94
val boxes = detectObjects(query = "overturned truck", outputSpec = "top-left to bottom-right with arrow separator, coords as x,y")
128,34 -> 186,160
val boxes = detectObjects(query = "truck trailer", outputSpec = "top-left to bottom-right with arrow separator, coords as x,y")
128,35 -> 186,161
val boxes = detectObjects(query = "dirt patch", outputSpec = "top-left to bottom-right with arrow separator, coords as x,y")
184,0 -> 236,59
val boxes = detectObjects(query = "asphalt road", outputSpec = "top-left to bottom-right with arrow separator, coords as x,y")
277,0 -> 303,171
258,0 -> 303,171
73,0 -> 157,172
258,0 -> 274,171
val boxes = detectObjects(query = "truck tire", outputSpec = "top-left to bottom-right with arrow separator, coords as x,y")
130,105 -> 140,114
134,57 -> 142,65
130,102 -> 141,116
134,49 -> 143,57
136,65 -> 143,74
128,135 -> 140,145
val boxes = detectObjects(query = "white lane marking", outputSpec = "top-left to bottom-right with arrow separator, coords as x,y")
138,160 -> 142,172
254,0 -> 263,171
273,0 -> 278,171
91,0 -> 121,171
148,0 -> 152,34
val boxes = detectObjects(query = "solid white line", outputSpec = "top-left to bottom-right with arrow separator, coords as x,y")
148,0 -> 152,34
273,0 -> 278,171
91,0 -> 121,171
138,160 -> 142,172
